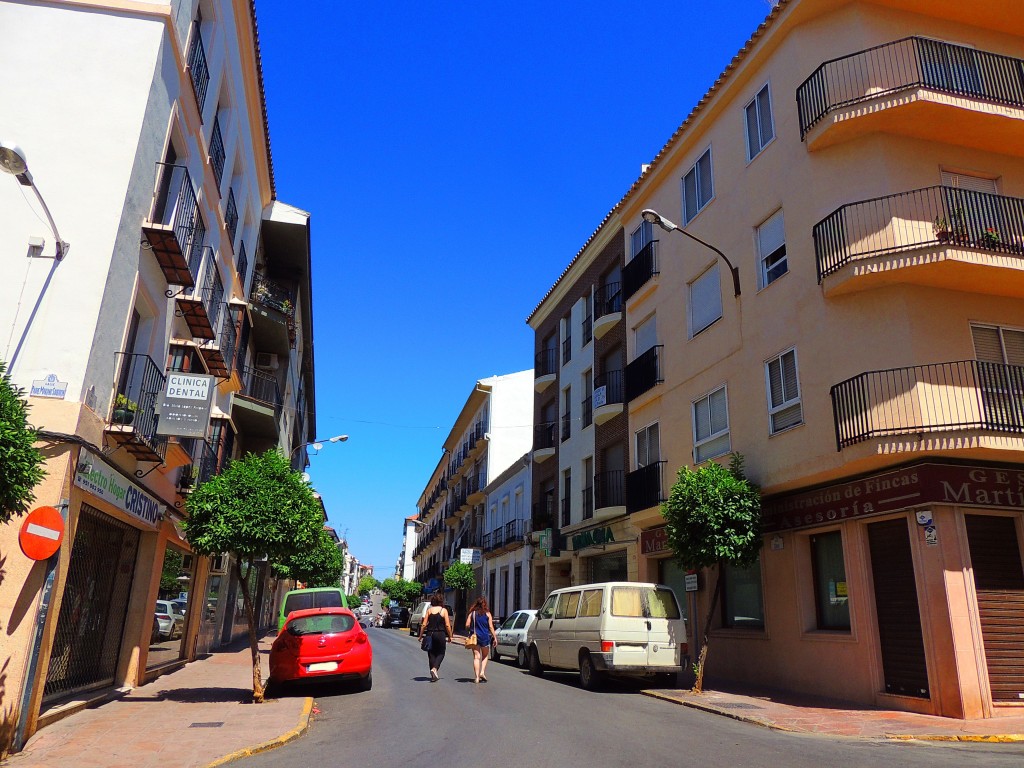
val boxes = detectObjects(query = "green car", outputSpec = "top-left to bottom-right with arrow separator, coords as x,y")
278,587 -> 348,632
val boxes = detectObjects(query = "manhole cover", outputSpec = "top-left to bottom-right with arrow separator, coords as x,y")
189,722 -> 225,728
716,703 -> 762,710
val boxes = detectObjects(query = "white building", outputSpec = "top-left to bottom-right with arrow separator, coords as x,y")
481,455 -> 533,619
396,515 -> 419,580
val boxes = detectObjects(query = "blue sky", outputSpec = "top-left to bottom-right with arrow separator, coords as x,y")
256,1 -> 774,574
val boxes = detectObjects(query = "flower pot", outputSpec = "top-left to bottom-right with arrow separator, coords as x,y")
935,230 -> 951,244
112,408 -> 135,425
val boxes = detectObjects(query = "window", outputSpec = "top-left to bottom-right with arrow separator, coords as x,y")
561,386 -> 572,442
766,348 -> 802,434
744,83 -> 775,160
693,386 -> 730,463
972,324 -> 1024,364
634,314 -> 657,356
757,210 -> 787,288
513,611 -> 531,629
635,423 -> 660,468
689,264 -> 722,337
579,589 -> 602,617
722,558 -> 764,629
555,591 -> 580,619
581,294 -> 592,345
630,220 -> 653,259
562,314 -> 572,365
681,148 -> 714,224
811,531 -> 850,630
611,587 -> 644,617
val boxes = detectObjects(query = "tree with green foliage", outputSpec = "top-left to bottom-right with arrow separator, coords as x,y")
0,360 -> 45,521
184,449 -> 324,702
398,579 -> 423,604
661,453 -> 762,693
273,527 -> 344,588
444,561 -> 475,623
159,548 -> 185,595
357,575 -> 379,596
379,577 -> 400,603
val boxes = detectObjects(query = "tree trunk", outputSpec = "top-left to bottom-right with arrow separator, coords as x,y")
236,558 -> 264,703
693,563 -> 723,694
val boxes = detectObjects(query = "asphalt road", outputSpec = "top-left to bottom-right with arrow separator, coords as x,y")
240,627 -> 1024,768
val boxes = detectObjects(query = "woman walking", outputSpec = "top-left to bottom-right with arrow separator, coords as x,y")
466,596 -> 498,683
418,594 -> 453,681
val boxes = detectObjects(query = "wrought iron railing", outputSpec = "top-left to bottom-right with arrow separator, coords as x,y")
830,360 -> 1024,450
250,271 -> 295,316
534,422 -> 557,451
504,519 -> 524,545
581,485 -> 594,521
186,219 -> 208,284
582,395 -> 593,428
561,411 -> 571,442
594,369 -> 625,409
150,163 -> 199,273
209,114 -> 226,187
625,346 -> 663,402
815,185 -> 1024,280
109,353 -> 165,454
623,240 -> 659,300
225,188 -> 239,246
187,24 -> 210,112
797,37 -> 1024,139
240,365 -> 281,410
184,246 -> 215,316
595,281 -> 623,319
561,496 -> 571,527
595,470 -> 625,510
562,334 -> 572,365
535,347 -> 557,377
626,461 -> 666,513
582,313 -> 593,345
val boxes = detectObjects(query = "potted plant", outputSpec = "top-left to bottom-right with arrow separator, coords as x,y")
981,226 -> 1002,249
279,298 -> 293,316
933,216 -> 952,243
112,394 -> 138,425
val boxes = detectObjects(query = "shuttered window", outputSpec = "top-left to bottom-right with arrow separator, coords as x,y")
757,210 -> 787,288
681,148 -> 714,224
972,324 -> 1024,365
635,423 -> 660,468
941,170 -> 997,195
693,386 -> 730,463
766,348 -> 803,434
689,263 -> 723,337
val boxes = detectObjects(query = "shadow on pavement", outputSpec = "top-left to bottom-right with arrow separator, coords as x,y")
127,686 -> 254,704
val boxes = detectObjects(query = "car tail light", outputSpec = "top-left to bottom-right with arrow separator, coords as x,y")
601,641 -> 614,653
156,613 -> 170,620
356,632 -> 368,644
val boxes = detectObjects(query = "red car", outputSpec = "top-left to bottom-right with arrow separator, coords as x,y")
270,607 -> 372,690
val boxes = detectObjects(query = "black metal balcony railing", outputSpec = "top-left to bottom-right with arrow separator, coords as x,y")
594,281 -> 623,319
186,219 -> 208,285
582,395 -> 593,428
149,162 -> 200,283
225,188 -> 239,246
532,501 -> 553,531
815,185 -> 1024,280
562,334 -> 572,365
235,239 -> 248,292
797,37 -> 1024,139
240,365 -> 282,410
250,272 -> 295,316
623,240 -> 659,301
109,353 -> 165,456
595,470 -> 625,510
535,347 -> 557,377
625,346 -> 663,402
181,438 -> 217,490
581,485 -> 594,520
209,114 -> 226,188
582,314 -> 593,345
561,496 -> 571,527
187,24 -> 210,113
594,369 -> 625,409
626,462 -> 666,514
831,360 -> 1024,450
504,519 -> 524,545
561,411 -> 571,442
534,422 -> 557,451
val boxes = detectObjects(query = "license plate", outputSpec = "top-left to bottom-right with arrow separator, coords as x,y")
307,661 -> 338,672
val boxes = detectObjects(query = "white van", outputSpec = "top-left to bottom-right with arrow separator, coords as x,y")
525,581 -> 686,690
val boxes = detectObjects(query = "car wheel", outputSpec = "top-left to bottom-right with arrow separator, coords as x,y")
517,645 -> 528,668
579,652 -> 603,691
490,646 -> 500,662
359,671 -> 373,692
528,646 -> 544,677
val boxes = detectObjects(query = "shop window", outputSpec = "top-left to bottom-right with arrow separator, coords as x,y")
811,531 -> 850,630
721,559 -> 765,629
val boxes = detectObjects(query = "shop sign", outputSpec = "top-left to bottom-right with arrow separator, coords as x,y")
74,448 -> 163,528
762,462 -> 1024,532
460,548 -> 482,565
684,572 -> 698,592
572,525 -> 614,551
640,525 -> 670,555
156,373 -> 214,438
30,373 -> 68,399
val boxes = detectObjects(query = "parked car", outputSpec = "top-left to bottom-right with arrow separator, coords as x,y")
269,607 -> 372,691
154,600 -> 185,641
526,582 -> 685,690
409,601 -> 455,636
491,609 -> 537,667
383,605 -> 410,628
278,587 -> 346,632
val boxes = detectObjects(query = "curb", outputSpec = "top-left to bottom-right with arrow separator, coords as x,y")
205,697 -> 315,767
886,734 -> 1024,743
640,690 -> 796,733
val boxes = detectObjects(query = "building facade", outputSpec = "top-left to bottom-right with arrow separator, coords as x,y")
480,455 -> 533,620
0,0 -> 315,748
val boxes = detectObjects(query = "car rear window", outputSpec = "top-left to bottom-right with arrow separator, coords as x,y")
285,591 -> 342,616
287,614 -> 355,636
647,588 -> 681,619
611,588 -> 644,617
611,587 -> 681,618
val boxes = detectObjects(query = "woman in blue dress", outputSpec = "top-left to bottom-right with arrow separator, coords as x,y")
465,596 -> 498,683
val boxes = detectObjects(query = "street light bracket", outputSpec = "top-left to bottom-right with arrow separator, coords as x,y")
640,208 -> 739,296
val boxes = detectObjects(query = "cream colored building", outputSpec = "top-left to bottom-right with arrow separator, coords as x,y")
529,0 -> 1024,719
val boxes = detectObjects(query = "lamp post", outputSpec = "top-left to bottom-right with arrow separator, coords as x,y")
0,141 -> 69,259
641,208 -> 740,297
290,434 -> 349,460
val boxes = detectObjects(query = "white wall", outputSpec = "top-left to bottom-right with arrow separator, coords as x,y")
484,369 -> 534,483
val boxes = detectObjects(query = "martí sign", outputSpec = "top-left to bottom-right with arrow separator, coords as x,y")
762,462 -> 1024,532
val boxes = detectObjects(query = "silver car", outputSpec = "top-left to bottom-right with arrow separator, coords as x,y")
491,609 -> 537,667
155,599 -> 185,640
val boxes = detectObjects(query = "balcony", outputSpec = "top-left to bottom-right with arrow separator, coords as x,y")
831,360 -> 1024,451
250,272 -> 295,354
535,348 -> 557,392
106,353 -> 167,463
593,370 -> 624,425
177,438 -> 217,494
623,240 -> 659,302
209,114 -> 225,189
173,246 -> 219,341
595,470 -> 626,517
814,185 -> 1024,296
561,411 -> 571,442
625,346 -> 663,402
562,334 -> 572,366
231,365 -> 281,439
186,24 -> 210,114
593,281 -> 623,340
225,188 -> 239,248
235,240 -> 248,295
626,461 -> 666,514
560,496 -> 570,527
467,472 -> 487,504
197,304 -> 237,379
581,485 -> 594,521
582,395 -> 593,429
797,37 -> 1024,152
533,422 -> 557,463
142,163 -> 200,287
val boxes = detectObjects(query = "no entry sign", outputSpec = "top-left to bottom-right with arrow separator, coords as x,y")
19,506 -> 65,561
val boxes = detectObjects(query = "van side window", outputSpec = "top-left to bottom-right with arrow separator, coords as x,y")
579,589 -> 602,617
611,587 -> 644,617
555,591 -> 580,619
646,588 -> 681,619
538,595 -> 557,619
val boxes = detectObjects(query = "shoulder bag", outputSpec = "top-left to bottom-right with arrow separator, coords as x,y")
464,611 -> 479,650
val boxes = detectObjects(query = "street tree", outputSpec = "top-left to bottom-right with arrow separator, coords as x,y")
379,577 -> 400,604
184,449 -> 324,702
273,527 -> 344,588
357,575 -> 379,596
443,561 -> 475,622
0,360 -> 45,521
398,579 -> 423,604
661,453 -> 762,693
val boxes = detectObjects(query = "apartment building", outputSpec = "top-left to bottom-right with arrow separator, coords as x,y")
480,454 -> 533,619
0,0 -> 315,747
530,0 -> 1024,720
396,515 -> 419,580
413,371 -> 533,620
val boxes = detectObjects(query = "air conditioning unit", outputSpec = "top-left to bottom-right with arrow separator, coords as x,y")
255,352 -> 279,370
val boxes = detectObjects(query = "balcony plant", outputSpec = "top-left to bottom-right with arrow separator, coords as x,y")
112,394 -> 138,425
980,226 -> 1002,249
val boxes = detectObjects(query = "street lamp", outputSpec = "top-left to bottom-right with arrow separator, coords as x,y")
0,140 -> 69,260
641,208 -> 740,297
291,434 -> 349,459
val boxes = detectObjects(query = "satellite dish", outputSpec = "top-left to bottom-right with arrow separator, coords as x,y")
301,472 -> 311,482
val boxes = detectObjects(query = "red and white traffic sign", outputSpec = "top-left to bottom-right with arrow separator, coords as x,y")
19,506 -> 65,561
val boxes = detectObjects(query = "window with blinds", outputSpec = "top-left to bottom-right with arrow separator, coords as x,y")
689,263 -> 723,337
635,423 -> 660,468
757,210 -> 787,289
766,348 -> 803,434
972,324 -> 1024,365
693,386 -> 730,463
941,171 -> 997,195
971,324 -> 1024,429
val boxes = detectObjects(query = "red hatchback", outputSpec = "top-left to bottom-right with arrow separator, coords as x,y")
270,608 -> 372,690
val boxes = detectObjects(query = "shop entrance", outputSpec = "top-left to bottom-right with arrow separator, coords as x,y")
589,551 -> 627,582
965,514 -> 1024,702
43,504 -> 140,702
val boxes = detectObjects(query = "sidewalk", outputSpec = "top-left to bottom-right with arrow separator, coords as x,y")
7,632 -> 312,768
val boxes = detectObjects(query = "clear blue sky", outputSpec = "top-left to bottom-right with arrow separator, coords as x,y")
256,1 -> 774,574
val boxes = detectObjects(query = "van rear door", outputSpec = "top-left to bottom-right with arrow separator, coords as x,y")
644,586 -> 684,668
608,586 -> 650,669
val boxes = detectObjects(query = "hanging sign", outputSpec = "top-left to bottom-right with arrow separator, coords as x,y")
19,506 -> 65,561
156,373 -> 215,438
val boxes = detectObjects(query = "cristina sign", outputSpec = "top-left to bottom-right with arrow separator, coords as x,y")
74,448 -> 163,528
761,462 -> 1024,532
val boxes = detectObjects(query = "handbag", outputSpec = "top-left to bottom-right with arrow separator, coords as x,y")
420,633 -> 432,652
464,611 -> 479,650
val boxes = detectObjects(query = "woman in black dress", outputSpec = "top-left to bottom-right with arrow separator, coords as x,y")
419,593 -> 453,681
